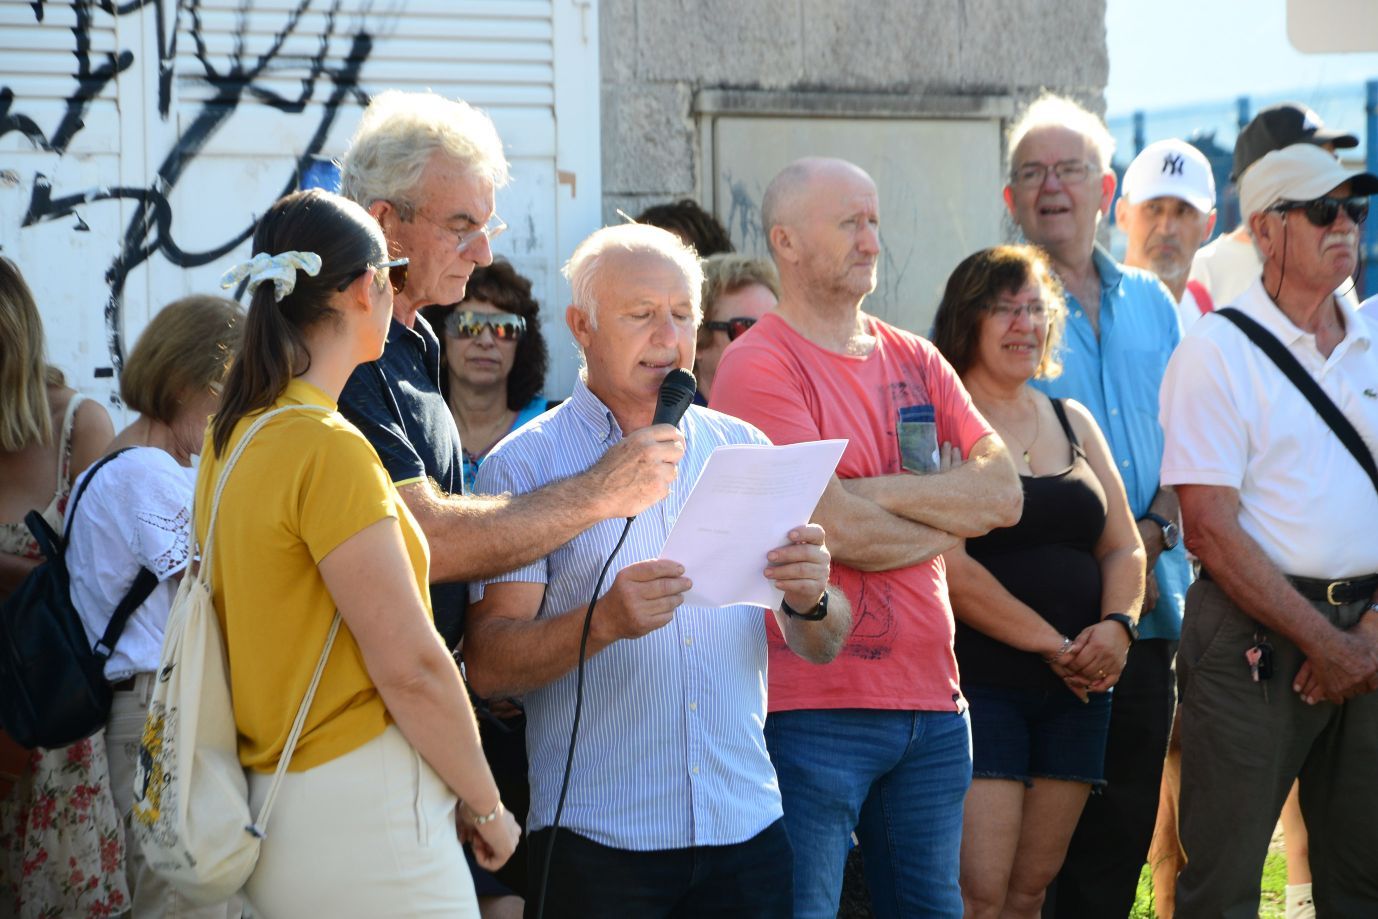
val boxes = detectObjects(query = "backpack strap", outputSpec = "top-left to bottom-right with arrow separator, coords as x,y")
52,446 -> 160,662
1186,280 -> 1214,315
194,403 -> 338,840
1215,307 -> 1378,496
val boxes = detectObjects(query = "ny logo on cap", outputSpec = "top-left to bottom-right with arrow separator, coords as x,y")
1162,154 -> 1185,176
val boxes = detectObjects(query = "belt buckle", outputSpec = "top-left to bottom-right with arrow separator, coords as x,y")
1326,580 -> 1352,606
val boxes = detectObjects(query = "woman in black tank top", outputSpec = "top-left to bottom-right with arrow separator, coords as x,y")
932,246 -> 1147,918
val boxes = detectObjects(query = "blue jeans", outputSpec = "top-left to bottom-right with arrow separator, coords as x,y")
764,708 -> 972,919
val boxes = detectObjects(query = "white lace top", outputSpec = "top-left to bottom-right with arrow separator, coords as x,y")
67,446 -> 196,680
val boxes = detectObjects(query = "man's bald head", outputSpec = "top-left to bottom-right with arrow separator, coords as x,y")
762,157 -> 875,255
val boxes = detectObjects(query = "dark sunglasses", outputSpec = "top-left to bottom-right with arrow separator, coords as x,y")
444,309 -> 527,341
337,257 -> 410,294
1270,196 -> 1369,228
706,316 -> 758,341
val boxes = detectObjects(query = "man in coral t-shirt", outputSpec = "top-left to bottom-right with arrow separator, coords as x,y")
711,157 -> 1023,918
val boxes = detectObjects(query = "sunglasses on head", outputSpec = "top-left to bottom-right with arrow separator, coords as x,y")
337,257 -> 409,294
1270,195 -> 1369,228
706,317 -> 758,341
444,310 -> 527,341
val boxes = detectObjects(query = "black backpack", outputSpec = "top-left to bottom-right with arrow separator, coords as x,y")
0,449 -> 158,749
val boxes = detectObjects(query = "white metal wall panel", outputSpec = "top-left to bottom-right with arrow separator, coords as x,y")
1,0 -> 600,413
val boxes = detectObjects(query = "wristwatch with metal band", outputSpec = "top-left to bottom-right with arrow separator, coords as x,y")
1103,612 -> 1138,644
1142,511 -> 1180,551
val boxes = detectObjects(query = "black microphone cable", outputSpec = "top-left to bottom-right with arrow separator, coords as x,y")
533,369 -> 697,919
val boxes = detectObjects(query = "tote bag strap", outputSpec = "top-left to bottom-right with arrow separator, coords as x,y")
192,402 -> 340,840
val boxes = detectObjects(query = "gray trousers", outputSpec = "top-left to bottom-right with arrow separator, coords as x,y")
1175,578 -> 1378,919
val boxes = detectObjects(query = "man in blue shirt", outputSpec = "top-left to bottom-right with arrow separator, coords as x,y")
1003,93 -> 1189,919
465,223 -> 851,918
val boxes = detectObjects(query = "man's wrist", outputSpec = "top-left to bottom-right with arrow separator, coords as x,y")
782,591 -> 828,621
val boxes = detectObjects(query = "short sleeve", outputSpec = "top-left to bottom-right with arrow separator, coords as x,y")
711,343 -> 822,446
925,346 -> 995,457
126,455 -> 195,580
294,425 -> 400,563
469,447 -> 549,603
338,362 -> 428,485
1159,332 -> 1248,489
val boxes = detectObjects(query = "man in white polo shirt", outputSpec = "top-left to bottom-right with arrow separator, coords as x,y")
1116,138 -> 1217,330
1160,142 -> 1378,917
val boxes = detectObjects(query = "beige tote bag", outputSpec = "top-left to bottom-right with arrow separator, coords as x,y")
131,405 -> 339,904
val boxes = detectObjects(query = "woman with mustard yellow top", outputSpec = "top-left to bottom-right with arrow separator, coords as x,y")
200,189 -> 519,916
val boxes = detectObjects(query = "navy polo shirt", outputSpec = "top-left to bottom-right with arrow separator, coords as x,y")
339,313 -> 467,647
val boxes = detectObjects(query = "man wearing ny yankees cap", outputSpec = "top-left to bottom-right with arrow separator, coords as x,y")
1117,139 -> 1218,331
1161,142 -> 1378,917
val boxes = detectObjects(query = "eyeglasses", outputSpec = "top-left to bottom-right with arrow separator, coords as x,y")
987,301 -> 1048,323
1269,195 -> 1369,228
336,257 -> 409,294
705,317 -> 758,341
444,309 -> 526,341
412,209 -> 508,254
1010,160 -> 1094,189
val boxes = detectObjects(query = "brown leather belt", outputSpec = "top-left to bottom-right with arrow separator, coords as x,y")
1200,569 -> 1378,606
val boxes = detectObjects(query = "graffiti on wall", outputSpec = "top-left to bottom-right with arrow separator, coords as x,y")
0,0 -> 375,375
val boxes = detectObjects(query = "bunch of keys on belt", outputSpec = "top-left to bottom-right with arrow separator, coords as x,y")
1245,630 -> 1275,701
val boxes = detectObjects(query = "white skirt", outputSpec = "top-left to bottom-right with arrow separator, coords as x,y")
244,724 -> 478,918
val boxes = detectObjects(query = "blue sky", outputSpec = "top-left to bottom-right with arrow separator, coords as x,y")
1105,0 -> 1378,117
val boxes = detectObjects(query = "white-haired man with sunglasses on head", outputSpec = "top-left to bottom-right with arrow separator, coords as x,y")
336,91 -> 685,652
1160,142 -> 1378,918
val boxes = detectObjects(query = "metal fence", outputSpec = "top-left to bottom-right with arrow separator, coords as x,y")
1107,80 -> 1378,299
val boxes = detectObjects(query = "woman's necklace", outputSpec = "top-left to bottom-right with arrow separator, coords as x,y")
460,407 -> 516,457
981,392 -> 1040,465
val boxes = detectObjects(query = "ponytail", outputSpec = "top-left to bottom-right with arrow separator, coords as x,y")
211,189 -> 386,456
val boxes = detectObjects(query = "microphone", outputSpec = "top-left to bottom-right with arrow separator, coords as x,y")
652,368 -> 697,429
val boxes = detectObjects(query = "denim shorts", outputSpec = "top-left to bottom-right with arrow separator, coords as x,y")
964,682 -> 1113,788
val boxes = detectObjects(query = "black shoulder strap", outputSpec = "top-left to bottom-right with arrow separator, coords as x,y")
59,446 -> 136,547
1215,307 -> 1378,496
57,446 -> 160,662
92,567 -> 158,661
1049,398 -> 1081,449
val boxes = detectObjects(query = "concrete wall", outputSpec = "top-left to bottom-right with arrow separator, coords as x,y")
599,0 -> 1109,223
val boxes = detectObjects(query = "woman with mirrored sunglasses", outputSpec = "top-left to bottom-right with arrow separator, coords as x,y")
421,259 -> 554,495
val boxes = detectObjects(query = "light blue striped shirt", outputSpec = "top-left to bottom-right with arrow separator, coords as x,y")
1031,245 -> 1191,641
470,378 -> 782,851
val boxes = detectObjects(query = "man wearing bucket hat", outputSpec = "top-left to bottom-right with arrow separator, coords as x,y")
1117,139 -> 1218,330
1160,142 -> 1378,917
1190,103 -> 1359,308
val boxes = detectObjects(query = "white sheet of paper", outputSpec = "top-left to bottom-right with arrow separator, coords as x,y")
658,439 -> 847,609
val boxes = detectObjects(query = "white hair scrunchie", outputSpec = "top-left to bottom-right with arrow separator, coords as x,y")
220,251 -> 323,302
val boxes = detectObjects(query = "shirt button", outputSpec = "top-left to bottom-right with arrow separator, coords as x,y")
1121,459 -> 1130,468
1110,407 -> 1119,416
684,636 -> 693,646
691,766 -> 700,775
1074,310 -> 1083,318
689,701 -> 698,711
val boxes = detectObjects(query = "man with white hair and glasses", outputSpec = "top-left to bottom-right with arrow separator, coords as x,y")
1160,143 -> 1378,917
465,223 -> 850,917
1002,93 -> 1187,919
337,91 -> 684,649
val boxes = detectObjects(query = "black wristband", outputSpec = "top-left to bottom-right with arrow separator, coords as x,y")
1103,612 -> 1138,644
782,591 -> 829,621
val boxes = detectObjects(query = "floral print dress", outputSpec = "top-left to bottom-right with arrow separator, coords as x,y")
0,394 -> 130,918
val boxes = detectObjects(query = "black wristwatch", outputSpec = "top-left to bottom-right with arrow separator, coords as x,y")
1103,612 -> 1138,644
1141,512 -> 1180,551
782,591 -> 829,621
